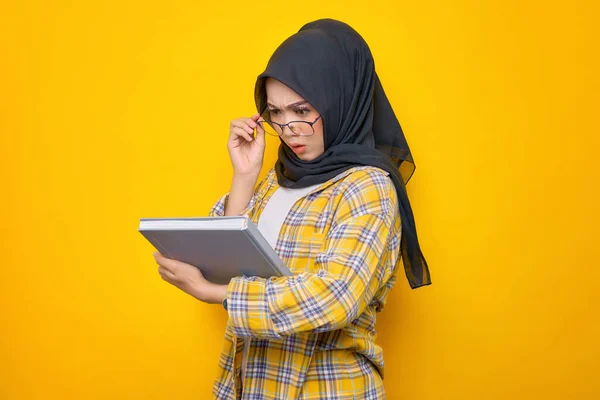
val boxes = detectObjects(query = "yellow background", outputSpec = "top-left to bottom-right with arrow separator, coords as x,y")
1,1 -> 598,398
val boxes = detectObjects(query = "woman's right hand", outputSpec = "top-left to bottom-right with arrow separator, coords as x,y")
227,112 -> 266,177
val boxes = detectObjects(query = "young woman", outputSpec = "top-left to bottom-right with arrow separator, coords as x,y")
154,18 -> 431,399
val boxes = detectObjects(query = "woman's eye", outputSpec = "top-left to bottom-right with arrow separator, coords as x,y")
269,109 -> 281,116
295,108 -> 310,116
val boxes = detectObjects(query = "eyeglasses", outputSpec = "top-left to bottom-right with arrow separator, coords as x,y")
259,115 -> 322,137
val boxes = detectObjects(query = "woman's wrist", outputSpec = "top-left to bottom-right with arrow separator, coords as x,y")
214,284 -> 228,304
232,170 -> 260,182
191,281 -> 228,304
225,172 -> 260,216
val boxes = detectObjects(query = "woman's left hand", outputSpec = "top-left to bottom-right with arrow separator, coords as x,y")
153,251 -> 228,304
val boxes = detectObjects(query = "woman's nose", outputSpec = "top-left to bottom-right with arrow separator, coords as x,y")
281,124 -> 300,137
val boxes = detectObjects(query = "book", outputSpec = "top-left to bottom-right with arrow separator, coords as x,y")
138,216 -> 292,285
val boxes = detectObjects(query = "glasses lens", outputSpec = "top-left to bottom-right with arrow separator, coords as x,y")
288,121 -> 314,136
261,121 -> 281,136
260,120 -> 315,136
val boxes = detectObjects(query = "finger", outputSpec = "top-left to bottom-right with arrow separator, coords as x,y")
230,119 -> 256,133
154,251 -> 169,265
231,127 -> 253,142
255,120 -> 266,146
242,117 -> 258,129
154,253 -> 178,274
230,121 -> 255,141
158,265 -> 175,281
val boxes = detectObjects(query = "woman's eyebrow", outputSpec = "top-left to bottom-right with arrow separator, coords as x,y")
267,100 -> 309,109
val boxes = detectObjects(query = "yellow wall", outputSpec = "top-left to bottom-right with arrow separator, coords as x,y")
1,1 -> 598,398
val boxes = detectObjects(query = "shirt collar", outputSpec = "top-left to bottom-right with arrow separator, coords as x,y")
260,165 -> 389,198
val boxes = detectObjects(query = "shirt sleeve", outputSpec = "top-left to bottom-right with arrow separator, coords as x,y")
208,191 -> 257,219
225,171 -> 399,339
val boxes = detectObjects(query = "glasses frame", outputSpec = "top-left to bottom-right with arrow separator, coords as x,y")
260,114 -> 322,137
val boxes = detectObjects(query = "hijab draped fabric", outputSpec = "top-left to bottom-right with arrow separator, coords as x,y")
254,19 -> 431,289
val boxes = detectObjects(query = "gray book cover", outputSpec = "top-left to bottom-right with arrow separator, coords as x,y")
138,216 -> 292,285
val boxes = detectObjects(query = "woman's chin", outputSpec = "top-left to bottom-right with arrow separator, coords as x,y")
297,152 -> 316,161
295,149 -> 326,162
287,145 -> 323,161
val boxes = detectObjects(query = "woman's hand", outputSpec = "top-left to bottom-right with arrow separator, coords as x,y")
228,112 -> 266,177
153,252 -> 228,304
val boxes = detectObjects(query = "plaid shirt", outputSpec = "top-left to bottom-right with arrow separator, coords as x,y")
209,166 -> 402,400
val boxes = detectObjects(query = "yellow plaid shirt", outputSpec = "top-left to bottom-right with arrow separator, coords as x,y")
209,166 -> 402,399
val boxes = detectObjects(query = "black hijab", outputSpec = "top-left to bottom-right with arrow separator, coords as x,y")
254,19 -> 431,289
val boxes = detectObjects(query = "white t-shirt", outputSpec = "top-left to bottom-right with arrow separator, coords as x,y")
241,182 -> 321,383
257,183 -> 322,248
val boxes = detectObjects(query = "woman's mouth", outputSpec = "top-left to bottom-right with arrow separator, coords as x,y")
290,144 -> 306,154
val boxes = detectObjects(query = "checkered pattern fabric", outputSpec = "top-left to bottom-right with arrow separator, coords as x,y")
210,166 -> 402,399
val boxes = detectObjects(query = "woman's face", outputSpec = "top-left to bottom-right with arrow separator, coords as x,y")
264,78 -> 325,161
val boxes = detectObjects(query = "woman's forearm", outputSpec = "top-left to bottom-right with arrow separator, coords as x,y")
224,172 -> 259,216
